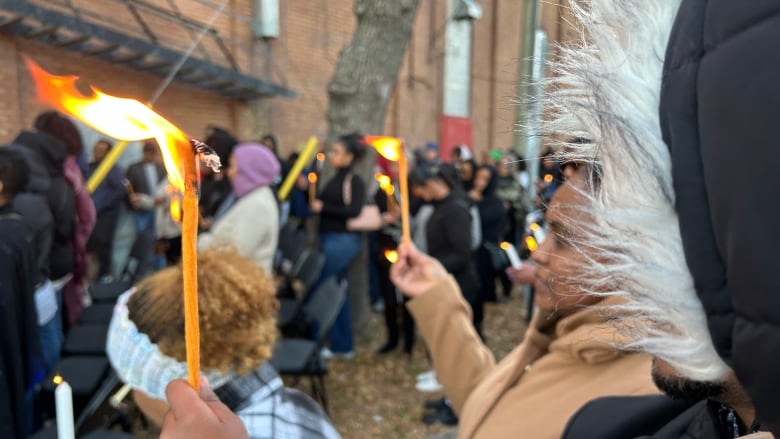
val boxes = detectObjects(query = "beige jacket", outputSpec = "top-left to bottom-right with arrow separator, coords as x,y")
408,276 -> 659,439
198,186 -> 278,274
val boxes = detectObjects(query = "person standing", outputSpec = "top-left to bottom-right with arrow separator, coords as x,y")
410,163 -> 481,337
0,148 -> 45,439
309,133 -> 367,359
87,139 -> 127,281
198,143 -> 280,274
469,165 -> 507,303
125,140 -> 165,278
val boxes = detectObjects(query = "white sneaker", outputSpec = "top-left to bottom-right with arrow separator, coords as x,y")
320,347 -> 355,361
416,370 -> 436,382
416,374 -> 444,393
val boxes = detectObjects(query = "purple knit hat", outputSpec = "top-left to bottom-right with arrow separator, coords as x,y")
232,143 -> 280,199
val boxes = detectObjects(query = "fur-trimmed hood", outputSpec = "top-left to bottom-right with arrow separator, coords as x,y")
539,0 -> 729,382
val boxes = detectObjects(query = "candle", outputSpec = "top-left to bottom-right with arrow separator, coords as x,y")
27,60 -> 215,392
375,173 -> 398,213
365,136 -> 410,244
384,249 -> 399,263
308,172 -> 318,204
398,151 -> 410,245
278,136 -> 319,201
54,375 -> 75,439
182,183 -> 200,390
500,241 -> 523,269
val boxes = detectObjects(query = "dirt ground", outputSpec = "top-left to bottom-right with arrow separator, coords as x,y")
321,291 -> 530,438
128,289 -> 531,439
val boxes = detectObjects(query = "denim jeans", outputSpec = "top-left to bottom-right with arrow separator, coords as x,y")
38,289 -> 63,373
131,210 -> 156,277
313,232 -> 362,353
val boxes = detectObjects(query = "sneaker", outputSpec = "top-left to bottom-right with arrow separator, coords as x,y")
320,347 -> 355,361
416,375 -> 444,393
416,370 -> 436,382
421,400 -> 458,426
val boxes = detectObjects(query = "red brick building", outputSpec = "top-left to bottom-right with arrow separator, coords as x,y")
0,0 -> 575,160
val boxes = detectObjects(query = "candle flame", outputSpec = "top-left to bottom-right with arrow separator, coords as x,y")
384,249 -> 399,263
308,172 -> 317,183
316,152 -> 325,161
25,58 -> 193,201
529,223 -> 541,232
543,174 -> 553,183
500,241 -> 511,251
375,173 -> 394,195
53,374 -> 63,385
525,235 -> 538,252
365,136 -> 402,161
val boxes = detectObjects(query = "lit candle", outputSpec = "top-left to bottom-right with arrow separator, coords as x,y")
54,375 -> 75,439
398,151 -> 410,245
384,249 -> 399,263
365,136 -> 410,245
308,172 -> 318,204
375,173 -> 398,213
25,60 -> 218,392
500,241 -> 523,269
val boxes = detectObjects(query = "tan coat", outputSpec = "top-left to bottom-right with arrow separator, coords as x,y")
407,276 -> 659,439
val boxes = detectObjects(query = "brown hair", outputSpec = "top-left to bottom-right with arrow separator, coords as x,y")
127,249 -> 278,375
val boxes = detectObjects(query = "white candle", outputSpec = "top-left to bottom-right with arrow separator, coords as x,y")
500,242 -> 523,269
54,375 -> 75,439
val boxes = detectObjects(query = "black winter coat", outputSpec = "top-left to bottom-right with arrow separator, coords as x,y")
426,193 -> 479,295
0,204 -> 44,439
660,1 -> 780,433
12,131 -> 76,280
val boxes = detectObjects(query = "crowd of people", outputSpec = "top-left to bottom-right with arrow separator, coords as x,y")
2,1 -> 779,438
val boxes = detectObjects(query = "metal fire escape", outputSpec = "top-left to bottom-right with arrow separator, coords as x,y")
0,0 -> 294,101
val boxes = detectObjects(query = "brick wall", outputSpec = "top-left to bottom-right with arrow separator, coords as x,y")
0,0 -> 548,162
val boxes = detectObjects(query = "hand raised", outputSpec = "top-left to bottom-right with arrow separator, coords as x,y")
390,243 -> 448,298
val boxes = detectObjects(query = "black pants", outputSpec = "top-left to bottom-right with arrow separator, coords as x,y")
376,233 -> 415,352
86,214 -> 118,277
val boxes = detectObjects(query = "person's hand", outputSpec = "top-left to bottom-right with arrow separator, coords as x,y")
129,193 -> 142,209
310,199 -> 323,213
468,189 -> 482,202
390,243 -> 448,298
160,377 -> 248,439
506,264 -> 535,285
382,211 -> 400,225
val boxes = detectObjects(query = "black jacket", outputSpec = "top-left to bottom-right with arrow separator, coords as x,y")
562,395 -> 761,439
11,131 -> 76,280
318,167 -> 365,234
660,1 -> 780,433
0,204 -> 44,439
426,193 -> 479,294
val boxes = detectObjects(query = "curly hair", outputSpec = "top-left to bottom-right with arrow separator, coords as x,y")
127,249 -> 279,375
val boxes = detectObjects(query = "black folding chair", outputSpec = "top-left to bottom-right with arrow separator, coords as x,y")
270,277 -> 346,413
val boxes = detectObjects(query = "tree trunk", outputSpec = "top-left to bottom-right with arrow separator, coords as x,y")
325,0 -> 421,339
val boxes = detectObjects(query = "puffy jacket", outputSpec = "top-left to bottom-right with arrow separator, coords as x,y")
660,1 -> 780,433
11,131 -> 76,280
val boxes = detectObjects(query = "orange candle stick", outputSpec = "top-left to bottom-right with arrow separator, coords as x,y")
308,172 -> 318,204
398,151 -> 410,245
26,58 -> 216,391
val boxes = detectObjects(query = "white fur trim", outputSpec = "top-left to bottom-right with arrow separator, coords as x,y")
540,0 -> 730,381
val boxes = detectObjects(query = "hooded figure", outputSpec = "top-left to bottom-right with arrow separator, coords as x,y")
540,0 -> 774,436
198,142 -> 280,274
